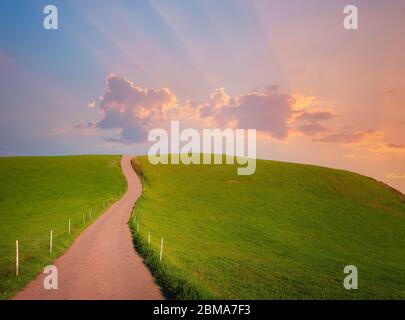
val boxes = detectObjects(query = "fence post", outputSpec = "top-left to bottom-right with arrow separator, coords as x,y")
16,240 -> 19,277
160,237 -> 164,262
148,231 -> 151,245
68,218 -> 71,235
137,222 -> 139,232
50,230 -> 53,253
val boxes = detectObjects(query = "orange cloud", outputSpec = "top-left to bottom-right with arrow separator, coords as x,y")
385,173 -> 405,179
72,75 -> 398,151
314,130 -> 383,144
369,143 -> 405,153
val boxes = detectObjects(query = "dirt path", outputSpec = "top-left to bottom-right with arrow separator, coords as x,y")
13,155 -> 163,300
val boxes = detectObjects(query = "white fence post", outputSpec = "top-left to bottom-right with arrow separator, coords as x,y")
50,230 -> 53,253
68,218 -> 71,235
160,237 -> 164,262
16,240 -> 19,277
148,231 -> 151,245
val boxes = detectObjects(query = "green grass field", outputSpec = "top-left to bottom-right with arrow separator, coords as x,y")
131,155 -> 405,299
0,155 -> 126,299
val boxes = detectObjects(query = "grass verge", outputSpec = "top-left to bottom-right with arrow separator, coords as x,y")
0,155 -> 126,299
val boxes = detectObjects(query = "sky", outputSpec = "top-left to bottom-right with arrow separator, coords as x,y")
0,0 -> 404,192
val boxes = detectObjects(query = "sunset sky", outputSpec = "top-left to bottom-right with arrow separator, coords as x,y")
1,0 -> 404,192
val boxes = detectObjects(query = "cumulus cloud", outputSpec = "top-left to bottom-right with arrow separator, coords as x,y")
74,74 -> 395,149
89,73 -> 177,143
78,75 -> 300,143
196,86 -> 294,139
223,88 -> 294,139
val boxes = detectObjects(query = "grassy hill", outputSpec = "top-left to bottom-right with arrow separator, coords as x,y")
0,155 -> 125,299
131,155 -> 405,299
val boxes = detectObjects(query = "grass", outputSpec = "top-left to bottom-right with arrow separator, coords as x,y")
130,155 -> 405,299
0,155 -> 126,299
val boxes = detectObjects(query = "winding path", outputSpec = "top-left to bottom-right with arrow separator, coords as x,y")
14,155 -> 163,300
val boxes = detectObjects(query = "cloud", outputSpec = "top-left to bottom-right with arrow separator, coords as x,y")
225,88 -> 294,139
385,173 -> 405,179
52,121 -> 99,136
292,110 -> 335,137
88,101 -> 96,108
80,75 -> 300,143
313,129 -> 383,144
90,73 -> 177,143
197,86 -> 295,139
312,130 -> 405,155
369,143 -> 405,153
295,110 -> 334,122
282,94 -> 337,138
73,121 -> 96,130
296,122 -> 328,135
74,74 -> 394,149
385,143 -> 405,150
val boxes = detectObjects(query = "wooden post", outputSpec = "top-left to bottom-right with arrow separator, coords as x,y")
148,231 -> 151,245
68,218 -> 71,235
50,230 -> 53,253
160,237 -> 164,262
16,240 -> 19,277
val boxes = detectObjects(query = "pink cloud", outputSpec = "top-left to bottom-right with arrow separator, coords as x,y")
385,172 -> 405,179
197,86 -> 295,139
369,143 -> 405,153
92,73 -> 177,143
80,75 -> 298,143
314,129 -> 381,144
74,74 -> 395,150
292,110 -> 335,137
73,121 -> 97,130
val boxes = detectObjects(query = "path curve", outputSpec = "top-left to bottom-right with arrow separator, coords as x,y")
14,155 -> 163,300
